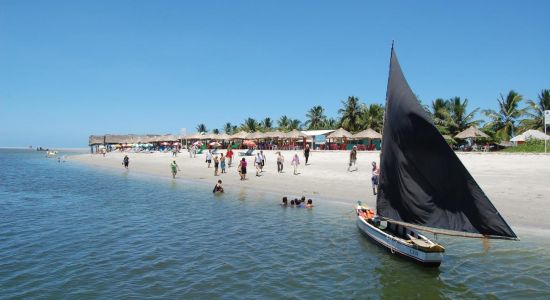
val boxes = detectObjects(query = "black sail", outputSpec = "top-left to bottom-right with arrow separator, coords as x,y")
377,48 -> 517,239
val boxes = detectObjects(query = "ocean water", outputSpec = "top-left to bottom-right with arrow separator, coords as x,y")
1,149 -> 549,299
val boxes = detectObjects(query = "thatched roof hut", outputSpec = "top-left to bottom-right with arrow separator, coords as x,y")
352,128 -> 382,140
327,128 -> 353,139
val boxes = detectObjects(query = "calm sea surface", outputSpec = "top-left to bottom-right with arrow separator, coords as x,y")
1,149 -> 549,299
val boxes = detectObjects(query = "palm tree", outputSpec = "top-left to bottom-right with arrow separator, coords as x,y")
305,105 -> 327,130
483,90 -> 526,141
260,117 -> 274,132
338,96 -> 363,132
224,122 -> 233,134
323,118 -> 338,129
196,123 -> 207,133
278,115 -> 290,131
288,119 -> 302,131
447,97 -> 482,136
212,128 -> 220,134
431,98 -> 451,134
361,104 -> 384,132
520,89 -> 550,131
241,117 -> 259,132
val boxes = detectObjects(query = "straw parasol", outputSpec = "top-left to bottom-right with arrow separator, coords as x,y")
184,133 -> 203,140
216,133 -> 231,140
454,126 -> 489,139
283,129 -> 308,139
352,128 -> 382,140
245,131 -> 266,139
263,130 -> 284,139
327,128 -> 353,139
510,129 -> 550,142
230,131 -> 249,140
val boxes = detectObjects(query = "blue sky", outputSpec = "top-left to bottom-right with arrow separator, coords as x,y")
1,0 -> 549,147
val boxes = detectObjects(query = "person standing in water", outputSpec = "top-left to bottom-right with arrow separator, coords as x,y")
170,160 -> 181,179
214,156 -> 220,176
371,161 -> 380,195
122,155 -> 129,169
239,158 -> 247,180
220,153 -> 226,174
303,144 -> 310,165
348,146 -> 358,172
291,152 -> 300,175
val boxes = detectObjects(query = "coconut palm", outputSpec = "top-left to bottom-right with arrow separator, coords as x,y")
361,104 -> 384,132
212,128 -> 220,134
241,117 -> 259,132
260,117 -> 274,131
305,105 -> 327,130
338,96 -> 363,132
196,123 -> 207,133
323,118 -> 338,129
446,97 -> 482,136
483,90 -> 526,141
431,98 -> 451,134
224,122 -> 233,134
520,89 -> 550,131
278,115 -> 290,131
288,119 -> 302,131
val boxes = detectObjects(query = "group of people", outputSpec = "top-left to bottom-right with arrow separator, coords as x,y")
280,196 -> 313,208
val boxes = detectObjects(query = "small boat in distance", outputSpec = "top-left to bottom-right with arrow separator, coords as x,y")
356,44 -> 518,267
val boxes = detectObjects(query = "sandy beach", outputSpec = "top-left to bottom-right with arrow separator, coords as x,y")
70,150 -> 550,232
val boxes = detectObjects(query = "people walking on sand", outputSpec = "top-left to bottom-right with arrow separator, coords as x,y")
239,158 -> 247,180
206,150 -> 213,168
304,144 -> 310,165
348,146 -> 358,172
259,150 -> 266,172
220,153 -> 226,173
254,153 -> 262,177
291,152 -> 300,175
170,160 -> 181,179
192,145 -> 197,158
214,156 -> 220,176
276,151 -> 284,173
226,147 -> 234,167
213,180 -> 224,193
172,147 -> 178,157
122,155 -> 129,169
371,161 -> 380,195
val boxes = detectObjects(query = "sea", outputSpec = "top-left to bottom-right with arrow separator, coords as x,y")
1,148 -> 549,299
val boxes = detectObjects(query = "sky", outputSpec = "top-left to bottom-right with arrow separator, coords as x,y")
1,0 -> 549,147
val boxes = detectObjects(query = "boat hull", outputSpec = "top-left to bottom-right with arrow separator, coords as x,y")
357,215 -> 443,267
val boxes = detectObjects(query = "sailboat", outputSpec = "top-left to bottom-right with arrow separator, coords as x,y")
356,45 -> 518,267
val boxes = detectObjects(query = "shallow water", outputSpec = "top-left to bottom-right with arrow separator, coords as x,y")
1,149 -> 549,299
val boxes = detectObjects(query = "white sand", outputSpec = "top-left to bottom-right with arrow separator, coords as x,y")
70,150 -> 550,232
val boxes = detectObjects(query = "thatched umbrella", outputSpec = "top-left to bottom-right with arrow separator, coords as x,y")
283,129 -> 308,139
454,126 -> 489,139
216,133 -> 231,140
263,130 -> 284,139
327,128 -> 353,139
352,128 -> 382,140
230,131 -> 249,140
246,131 -> 266,140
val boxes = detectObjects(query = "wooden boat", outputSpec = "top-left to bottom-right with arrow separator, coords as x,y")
356,44 -> 518,267
356,202 -> 444,266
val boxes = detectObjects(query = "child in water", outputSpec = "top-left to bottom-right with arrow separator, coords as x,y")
281,197 -> 288,206
306,199 -> 313,208
213,180 -> 224,193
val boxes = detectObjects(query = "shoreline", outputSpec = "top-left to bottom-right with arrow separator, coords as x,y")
69,150 -> 550,233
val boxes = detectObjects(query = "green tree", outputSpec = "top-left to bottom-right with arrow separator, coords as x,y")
483,90 -> 526,141
277,115 -> 290,131
338,96 -> 363,132
323,118 -> 338,129
260,117 -> 274,131
241,117 -> 259,132
520,89 -> 550,131
305,105 -> 327,130
224,122 -> 233,134
196,123 -> 207,133
430,98 -> 451,134
447,97 -> 482,136
361,103 -> 384,132
212,128 -> 220,134
288,119 -> 302,131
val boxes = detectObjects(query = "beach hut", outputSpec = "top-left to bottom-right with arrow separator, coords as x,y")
327,128 -> 353,150
230,131 -> 249,140
352,128 -> 382,150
